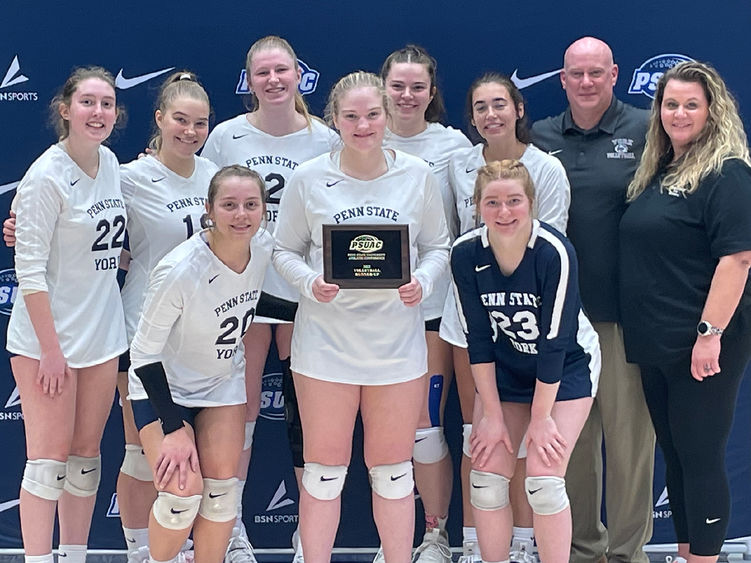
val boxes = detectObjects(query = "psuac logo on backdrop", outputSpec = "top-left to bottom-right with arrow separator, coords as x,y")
0,55 -> 38,102
0,268 -> 18,316
629,54 -> 694,99
253,479 -> 298,525
235,59 -> 319,95
259,371 -> 284,421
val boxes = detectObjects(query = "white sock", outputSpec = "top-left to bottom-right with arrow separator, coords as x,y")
232,479 -> 246,538
58,545 -> 86,563
511,526 -> 534,546
463,526 -> 478,543
122,527 -> 149,555
25,554 -> 54,563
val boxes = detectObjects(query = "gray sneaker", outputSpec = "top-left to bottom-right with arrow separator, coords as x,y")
457,539 -> 481,563
413,529 -> 452,563
224,535 -> 258,563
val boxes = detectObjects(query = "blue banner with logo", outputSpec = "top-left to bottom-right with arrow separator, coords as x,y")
1,0 -> 750,551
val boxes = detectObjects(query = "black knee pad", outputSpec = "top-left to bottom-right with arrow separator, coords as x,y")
282,357 -> 304,468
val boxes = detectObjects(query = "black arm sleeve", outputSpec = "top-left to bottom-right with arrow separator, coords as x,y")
134,362 -> 185,435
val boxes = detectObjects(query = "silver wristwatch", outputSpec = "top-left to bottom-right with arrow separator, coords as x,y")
697,320 -> 724,336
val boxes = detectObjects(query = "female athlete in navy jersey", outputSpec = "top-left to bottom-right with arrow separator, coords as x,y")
451,160 -> 598,563
7,67 -> 127,563
379,46 -> 471,563
441,73 -> 570,563
201,37 -> 336,562
273,71 -> 449,563
128,166 -> 272,563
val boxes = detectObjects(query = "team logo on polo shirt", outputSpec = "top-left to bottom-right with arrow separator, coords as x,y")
628,54 -> 694,99
607,138 -> 636,160
235,59 -> 319,95
0,269 -> 17,316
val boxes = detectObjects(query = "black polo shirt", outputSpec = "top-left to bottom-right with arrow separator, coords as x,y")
531,97 -> 648,322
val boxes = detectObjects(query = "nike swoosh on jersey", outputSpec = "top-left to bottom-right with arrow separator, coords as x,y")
326,179 -> 343,187
233,133 -> 249,140
319,476 -> 339,482
115,67 -> 175,90
475,264 -> 491,272
209,274 -> 220,284
70,178 -> 80,186
465,167 -> 476,174
548,149 -> 563,156
510,68 -> 561,90
152,177 -> 166,183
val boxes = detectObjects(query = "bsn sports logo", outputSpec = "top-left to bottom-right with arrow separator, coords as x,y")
653,486 -> 672,519
254,480 -> 298,524
259,371 -> 284,421
0,55 -> 38,102
0,269 -> 18,316
0,385 -> 22,420
235,59 -> 319,95
628,54 -> 694,99
106,493 -> 120,517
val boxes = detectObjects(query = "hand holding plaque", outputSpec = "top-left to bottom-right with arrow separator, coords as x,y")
322,224 -> 410,289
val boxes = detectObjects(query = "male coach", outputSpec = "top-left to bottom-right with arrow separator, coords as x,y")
531,36 -> 655,563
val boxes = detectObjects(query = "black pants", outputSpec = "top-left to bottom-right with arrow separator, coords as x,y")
639,323 -> 751,555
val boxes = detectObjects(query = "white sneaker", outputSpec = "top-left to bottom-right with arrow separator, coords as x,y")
413,528 -> 452,563
665,557 -> 687,563
509,540 -> 537,563
372,546 -> 385,563
224,535 -> 258,563
457,539 -> 481,563
128,546 -> 150,563
292,529 -> 304,563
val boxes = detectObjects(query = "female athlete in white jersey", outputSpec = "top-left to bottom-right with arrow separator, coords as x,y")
439,73 -> 571,563
201,36 -> 336,563
451,160 -> 597,563
273,71 -> 449,563
116,72 -> 217,563
128,166 -> 273,563
7,67 -> 127,563
378,45 -> 471,563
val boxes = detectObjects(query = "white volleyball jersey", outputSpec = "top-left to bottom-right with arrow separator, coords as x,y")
7,144 -> 127,367
440,143 -> 571,347
273,150 -> 450,385
384,123 -> 471,320
202,115 -> 338,319
128,229 -> 273,407
120,155 -> 218,342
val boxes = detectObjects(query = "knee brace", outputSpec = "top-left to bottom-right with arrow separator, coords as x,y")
469,470 -> 509,511
64,455 -> 101,497
21,459 -> 67,500
302,462 -> 347,501
462,424 -> 472,457
413,427 -> 449,464
282,358 -> 304,468
368,461 -> 413,500
120,445 -> 153,482
243,421 -> 256,451
152,491 -> 202,530
198,477 -> 239,523
525,476 -> 569,515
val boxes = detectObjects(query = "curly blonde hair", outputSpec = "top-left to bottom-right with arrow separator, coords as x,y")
627,61 -> 750,200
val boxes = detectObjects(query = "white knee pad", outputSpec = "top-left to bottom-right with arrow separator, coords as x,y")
120,445 -> 153,482
152,491 -> 202,530
525,476 -> 569,515
302,462 -> 347,501
462,424 -> 472,457
368,461 -> 413,500
413,427 -> 449,464
198,477 -> 239,522
21,459 -> 66,500
469,470 -> 509,511
243,421 -> 256,451
64,455 -> 101,497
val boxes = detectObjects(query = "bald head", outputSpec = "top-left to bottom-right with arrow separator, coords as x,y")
560,36 -> 618,129
564,37 -> 614,70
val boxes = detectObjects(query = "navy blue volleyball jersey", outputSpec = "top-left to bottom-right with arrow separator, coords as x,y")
450,221 -> 599,402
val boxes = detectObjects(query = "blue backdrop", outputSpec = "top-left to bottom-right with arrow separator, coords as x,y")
1,0 -> 750,550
